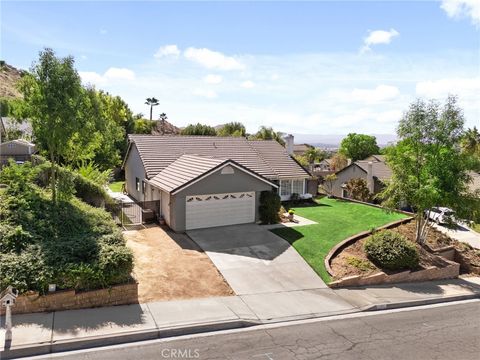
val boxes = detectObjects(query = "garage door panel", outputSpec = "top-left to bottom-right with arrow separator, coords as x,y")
186,192 -> 255,230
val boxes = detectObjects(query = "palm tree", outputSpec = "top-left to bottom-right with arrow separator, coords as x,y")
145,97 -> 160,120
304,147 -> 324,164
253,126 -> 285,145
462,127 -> 480,155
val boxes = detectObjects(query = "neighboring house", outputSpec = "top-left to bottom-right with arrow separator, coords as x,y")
123,135 -> 312,231
0,139 -> 36,167
312,158 -> 335,179
293,143 -> 313,156
331,156 -> 391,199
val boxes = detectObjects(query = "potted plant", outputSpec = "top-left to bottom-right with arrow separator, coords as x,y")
288,209 -> 295,222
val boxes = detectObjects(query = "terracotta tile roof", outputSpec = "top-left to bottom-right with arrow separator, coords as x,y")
148,155 -> 225,193
127,135 -> 310,180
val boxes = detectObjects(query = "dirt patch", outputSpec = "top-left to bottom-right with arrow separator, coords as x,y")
331,221 -> 458,280
124,225 -> 234,303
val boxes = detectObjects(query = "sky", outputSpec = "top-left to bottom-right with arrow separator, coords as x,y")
1,0 -> 479,136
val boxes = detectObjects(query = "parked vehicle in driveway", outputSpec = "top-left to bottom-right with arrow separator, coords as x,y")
427,207 -> 456,225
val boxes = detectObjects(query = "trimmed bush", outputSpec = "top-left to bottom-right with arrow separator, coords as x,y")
259,190 -> 281,224
364,230 -> 419,271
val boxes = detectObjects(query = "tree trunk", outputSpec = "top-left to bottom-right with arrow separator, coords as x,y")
50,155 -> 57,203
149,105 -> 153,121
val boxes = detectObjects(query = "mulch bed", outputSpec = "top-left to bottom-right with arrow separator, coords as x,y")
331,221 -> 480,280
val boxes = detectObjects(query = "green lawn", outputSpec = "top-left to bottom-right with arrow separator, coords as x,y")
108,181 -> 124,192
271,197 -> 408,283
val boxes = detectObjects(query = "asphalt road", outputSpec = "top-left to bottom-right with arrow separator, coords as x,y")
31,301 -> 480,360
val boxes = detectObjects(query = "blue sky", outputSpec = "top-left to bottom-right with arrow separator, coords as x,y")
2,1 -> 479,135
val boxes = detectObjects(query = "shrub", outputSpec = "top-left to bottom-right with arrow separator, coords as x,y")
259,190 -> 281,224
346,256 -> 375,272
0,163 -> 133,294
364,230 -> 419,270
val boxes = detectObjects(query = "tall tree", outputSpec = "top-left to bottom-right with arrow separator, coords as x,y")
217,122 -> 246,137
380,96 -> 479,243
181,123 -> 217,136
145,97 -> 159,120
18,48 -> 85,202
339,133 -> 380,161
330,152 -> 348,171
251,126 -> 285,145
461,126 -> 480,158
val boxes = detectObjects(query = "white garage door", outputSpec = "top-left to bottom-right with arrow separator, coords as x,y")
185,192 -> 255,230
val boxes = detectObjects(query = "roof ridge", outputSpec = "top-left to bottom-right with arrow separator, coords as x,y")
246,139 -> 280,178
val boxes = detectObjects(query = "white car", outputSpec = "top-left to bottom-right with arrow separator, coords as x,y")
427,207 -> 456,225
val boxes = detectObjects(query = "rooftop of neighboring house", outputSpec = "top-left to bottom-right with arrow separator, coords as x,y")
126,135 -> 311,180
293,143 -> 313,154
335,154 -> 392,181
1,138 -> 35,148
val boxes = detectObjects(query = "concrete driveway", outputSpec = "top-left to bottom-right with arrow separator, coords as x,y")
187,224 -> 327,295
433,223 -> 480,249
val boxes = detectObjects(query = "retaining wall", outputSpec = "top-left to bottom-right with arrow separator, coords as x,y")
0,283 -> 138,315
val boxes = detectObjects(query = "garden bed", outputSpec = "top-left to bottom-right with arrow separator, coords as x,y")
329,221 -> 463,287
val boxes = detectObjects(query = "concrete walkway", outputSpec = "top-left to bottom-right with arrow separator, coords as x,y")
2,277 -> 480,359
433,223 -> 480,249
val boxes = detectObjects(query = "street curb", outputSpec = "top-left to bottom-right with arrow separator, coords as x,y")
0,320 -> 258,359
360,293 -> 480,311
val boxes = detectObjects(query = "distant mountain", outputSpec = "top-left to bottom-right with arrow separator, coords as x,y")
0,61 -> 26,99
292,133 -> 397,147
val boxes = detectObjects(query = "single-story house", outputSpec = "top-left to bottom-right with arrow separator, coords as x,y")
330,156 -> 391,198
0,139 -> 36,167
123,135 -> 313,231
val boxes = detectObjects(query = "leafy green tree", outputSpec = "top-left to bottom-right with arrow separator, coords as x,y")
133,118 -> 155,134
217,122 -> 246,137
145,97 -> 159,120
181,123 -> 217,136
339,133 -> 380,161
380,96 -> 479,243
251,126 -> 285,145
293,154 -> 309,168
18,48 -> 85,202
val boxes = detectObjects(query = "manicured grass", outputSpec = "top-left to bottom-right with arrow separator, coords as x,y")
109,181 -> 124,192
271,197 -> 408,283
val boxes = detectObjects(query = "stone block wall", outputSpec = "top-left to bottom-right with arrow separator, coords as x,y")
0,283 -> 138,315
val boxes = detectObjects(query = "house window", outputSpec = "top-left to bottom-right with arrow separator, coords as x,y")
292,179 -> 304,194
142,181 -> 146,194
136,177 -> 140,192
342,188 -> 348,198
280,180 -> 292,196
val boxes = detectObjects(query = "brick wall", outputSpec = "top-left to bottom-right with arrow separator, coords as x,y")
0,283 -> 138,315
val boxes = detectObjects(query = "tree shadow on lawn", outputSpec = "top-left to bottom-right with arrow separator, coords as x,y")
270,227 -> 305,244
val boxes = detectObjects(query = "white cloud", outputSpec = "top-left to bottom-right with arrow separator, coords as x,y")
154,44 -> 181,58
441,0 -> 480,26
350,85 -> 400,104
416,77 -> 480,98
203,74 -> 223,84
184,47 -> 245,71
192,88 -> 218,99
361,28 -> 399,53
79,67 -> 135,86
241,80 -> 256,89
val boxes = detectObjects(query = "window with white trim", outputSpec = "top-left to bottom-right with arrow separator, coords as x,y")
292,179 -> 304,194
280,180 -> 292,196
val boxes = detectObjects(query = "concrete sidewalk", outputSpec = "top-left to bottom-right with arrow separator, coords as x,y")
2,277 -> 480,359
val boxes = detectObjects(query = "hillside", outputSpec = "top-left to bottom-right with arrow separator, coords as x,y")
151,119 -> 181,135
0,61 -> 25,98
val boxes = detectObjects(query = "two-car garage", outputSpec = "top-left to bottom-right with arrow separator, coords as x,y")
185,192 -> 255,230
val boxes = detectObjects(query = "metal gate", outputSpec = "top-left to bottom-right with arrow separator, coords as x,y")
107,200 -> 160,227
